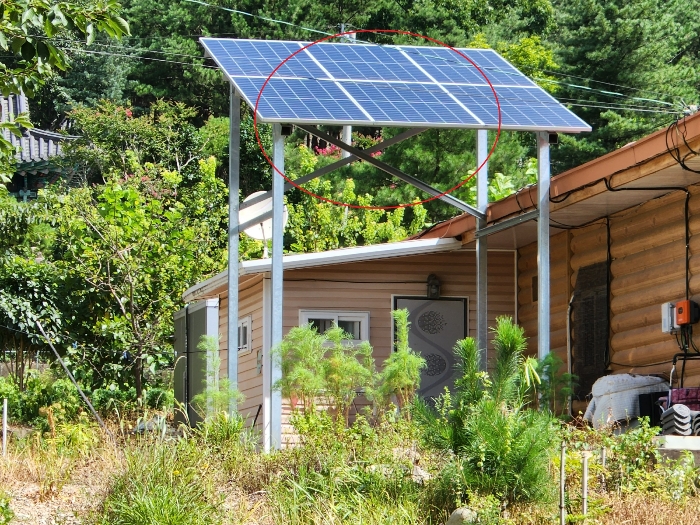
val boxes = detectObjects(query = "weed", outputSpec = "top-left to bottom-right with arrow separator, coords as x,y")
0,491 -> 13,524
96,437 -> 222,525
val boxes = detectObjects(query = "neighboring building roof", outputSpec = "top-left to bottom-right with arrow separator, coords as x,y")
418,112 -> 700,248
182,237 -> 462,302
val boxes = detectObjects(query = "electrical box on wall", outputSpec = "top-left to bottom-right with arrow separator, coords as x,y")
662,302 -> 678,333
676,299 -> 700,326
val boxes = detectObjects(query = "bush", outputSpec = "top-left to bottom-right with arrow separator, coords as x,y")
415,316 -> 558,504
372,309 -> 426,415
144,387 -> 174,411
90,384 -> 138,415
0,372 -> 83,429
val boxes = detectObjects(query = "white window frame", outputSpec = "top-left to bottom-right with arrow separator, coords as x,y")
237,315 -> 252,355
299,310 -> 370,344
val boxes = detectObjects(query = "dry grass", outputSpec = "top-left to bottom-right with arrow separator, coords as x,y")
598,493 -> 700,525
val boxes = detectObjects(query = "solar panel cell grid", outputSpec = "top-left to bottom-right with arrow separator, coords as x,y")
200,38 -> 591,132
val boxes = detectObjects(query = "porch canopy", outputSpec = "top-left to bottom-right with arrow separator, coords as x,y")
200,37 -> 591,450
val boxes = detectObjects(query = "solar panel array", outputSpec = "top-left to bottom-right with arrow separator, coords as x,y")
201,38 -> 591,132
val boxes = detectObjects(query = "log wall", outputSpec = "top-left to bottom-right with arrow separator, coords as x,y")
520,186 -> 700,394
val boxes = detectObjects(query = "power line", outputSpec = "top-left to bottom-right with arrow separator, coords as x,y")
182,0 -> 336,37
57,44 -> 679,116
59,46 -> 218,69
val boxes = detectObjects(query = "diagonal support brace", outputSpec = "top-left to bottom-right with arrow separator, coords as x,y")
296,124 -> 485,220
240,127 -> 428,211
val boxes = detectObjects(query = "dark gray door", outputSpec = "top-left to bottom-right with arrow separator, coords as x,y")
394,297 -> 468,401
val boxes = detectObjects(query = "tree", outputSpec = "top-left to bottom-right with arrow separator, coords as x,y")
282,143 -> 428,252
549,0 -> 700,172
0,0 -> 130,183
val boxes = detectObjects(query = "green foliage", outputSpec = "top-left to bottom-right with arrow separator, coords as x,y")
373,309 -> 426,413
0,372 -> 83,429
564,417 -> 700,505
191,335 -> 244,420
0,491 -> 13,525
273,323 -> 376,422
64,100 -> 205,183
415,317 -> 557,503
0,0 -> 129,97
284,144 -> 427,253
323,326 -> 375,424
97,438 -> 222,525
534,352 -> 577,414
269,412 -> 431,525
90,384 -> 138,414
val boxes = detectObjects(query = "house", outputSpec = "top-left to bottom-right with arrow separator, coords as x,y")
177,110 -> 700,441
176,237 -> 517,439
1,93 -> 78,201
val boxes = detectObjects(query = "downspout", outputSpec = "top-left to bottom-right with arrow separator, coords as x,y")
566,293 -> 574,419
184,304 -> 190,425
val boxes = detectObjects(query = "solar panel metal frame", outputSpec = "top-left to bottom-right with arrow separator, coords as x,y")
201,38 -> 591,133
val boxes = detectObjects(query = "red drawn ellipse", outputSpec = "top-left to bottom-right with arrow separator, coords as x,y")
253,29 -> 502,210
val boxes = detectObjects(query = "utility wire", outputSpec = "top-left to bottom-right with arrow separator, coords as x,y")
56,44 -> 680,115
59,46 -> 218,69
182,0 -> 336,37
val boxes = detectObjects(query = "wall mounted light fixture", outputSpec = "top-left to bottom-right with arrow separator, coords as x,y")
427,274 -> 441,299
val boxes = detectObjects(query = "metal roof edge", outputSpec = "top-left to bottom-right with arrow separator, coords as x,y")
182,237 -> 462,302
418,112 -> 700,240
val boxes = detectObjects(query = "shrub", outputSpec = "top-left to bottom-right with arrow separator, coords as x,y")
0,372 -> 83,429
415,316 -> 557,504
372,309 -> 426,415
144,387 -> 174,411
90,384 -> 138,415
273,323 -> 376,423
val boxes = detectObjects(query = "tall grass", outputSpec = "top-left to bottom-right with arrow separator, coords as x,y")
95,437 -> 223,525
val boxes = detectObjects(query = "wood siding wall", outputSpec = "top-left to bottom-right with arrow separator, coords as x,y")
519,185 -> 700,394
283,250 -> 516,365
218,275 -> 265,429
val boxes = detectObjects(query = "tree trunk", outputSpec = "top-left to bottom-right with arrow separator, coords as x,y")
134,355 -> 143,399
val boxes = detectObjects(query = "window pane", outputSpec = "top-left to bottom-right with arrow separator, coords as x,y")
238,325 -> 248,348
309,318 -> 334,334
338,320 -> 361,340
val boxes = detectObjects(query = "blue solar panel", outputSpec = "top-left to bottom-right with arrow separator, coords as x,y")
201,38 -> 326,80
399,46 -> 537,88
343,82 -> 481,126
200,38 -> 591,132
306,44 -> 431,83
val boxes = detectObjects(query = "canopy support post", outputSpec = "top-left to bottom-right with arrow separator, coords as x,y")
537,131 -> 551,361
476,129 -> 488,370
227,86 -> 240,415
269,123 -> 285,450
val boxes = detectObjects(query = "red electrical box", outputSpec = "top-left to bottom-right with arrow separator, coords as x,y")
675,299 -> 700,325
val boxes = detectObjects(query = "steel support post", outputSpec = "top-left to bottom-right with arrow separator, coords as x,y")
476,129 -> 488,370
270,124 -> 284,449
537,131 -> 551,360
342,125 -> 352,159
227,87 -> 240,414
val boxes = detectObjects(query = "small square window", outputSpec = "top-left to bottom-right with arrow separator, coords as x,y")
299,310 -> 370,343
238,316 -> 252,354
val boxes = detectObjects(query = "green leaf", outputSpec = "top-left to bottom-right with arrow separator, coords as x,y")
20,41 -> 35,61
11,37 -> 25,54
